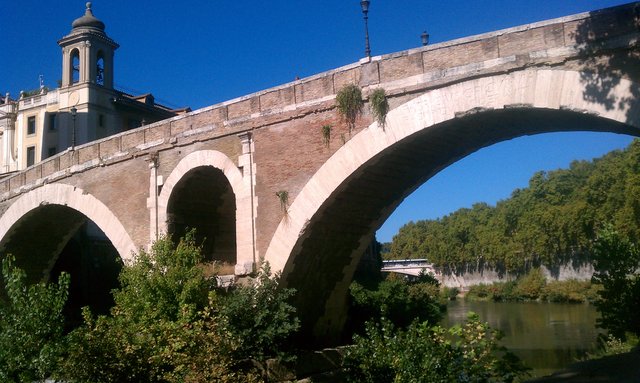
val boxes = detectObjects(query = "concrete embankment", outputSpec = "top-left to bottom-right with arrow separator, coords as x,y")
438,263 -> 594,289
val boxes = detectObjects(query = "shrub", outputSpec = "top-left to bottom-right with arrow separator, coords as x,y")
441,286 -> 459,301
0,256 -> 69,382
343,313 -> 530,383
58,233 -> 298,382
466,283 -> 491,300
348,274 -> 445,335
216,263 -> 299,361
542,279 -> 593,303
514,268 -> 547,300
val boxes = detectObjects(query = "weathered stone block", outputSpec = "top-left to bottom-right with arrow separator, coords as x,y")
99,137 -> 120,158
77,144 -> 99,164
121,130 -> 145,151
423,38 -> 499,71
260,87 -> 295,111
498,24 -> 564,57
379,52 -> 423,83
24,166 -> 40,184
334,67 -> 361,91
295,76 -> 334,103
41,157 -> 59,178
144,123 -> 170,143
228,96 -> 260,120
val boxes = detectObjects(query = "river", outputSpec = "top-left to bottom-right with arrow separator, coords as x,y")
441,300 -> 603,378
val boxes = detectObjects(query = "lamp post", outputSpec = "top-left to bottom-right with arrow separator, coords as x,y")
70,106 -> 77,150
421,30 -> 430,46
360,0 -> 371,57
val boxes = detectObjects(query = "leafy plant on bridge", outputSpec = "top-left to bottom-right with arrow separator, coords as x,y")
369,88 -> 389,130
276,190 -> 289,216
321,124 -> 332,148
336,84 -> 364,134
0,255 -> 69,382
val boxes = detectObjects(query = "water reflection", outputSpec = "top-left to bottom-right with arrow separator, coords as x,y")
441,300 -> 603,378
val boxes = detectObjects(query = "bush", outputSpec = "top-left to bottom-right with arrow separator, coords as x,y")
441,286 -> 459,301
216,263 -> 299,361
542,279 -> 594,303
0,256 -> 69,382
348,274 -> 445,335
513,268 -> 546,300
58,233 -> 298,382
466,283 -> 491,300
343,313 -> 530,383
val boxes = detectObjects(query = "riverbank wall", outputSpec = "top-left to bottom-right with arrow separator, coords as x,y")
438,263 -> 594,289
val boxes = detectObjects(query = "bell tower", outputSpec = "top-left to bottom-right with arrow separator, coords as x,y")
58,2 -> 119,89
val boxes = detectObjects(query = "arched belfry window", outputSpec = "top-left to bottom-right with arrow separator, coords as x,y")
96,51 -> 105,85
71,49 -> 80,84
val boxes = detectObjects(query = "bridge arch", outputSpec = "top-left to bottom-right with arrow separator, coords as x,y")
264,68 -> 640,341
158,150 -> 253,274
0,183 -> 135,265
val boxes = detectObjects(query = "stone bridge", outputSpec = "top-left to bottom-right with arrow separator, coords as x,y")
0,3 -> 639,342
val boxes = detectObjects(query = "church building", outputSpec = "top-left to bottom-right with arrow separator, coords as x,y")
0,2 -> 188,175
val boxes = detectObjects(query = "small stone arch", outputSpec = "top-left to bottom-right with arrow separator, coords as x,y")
0,183 -> 136,261
157,150 -> 253,274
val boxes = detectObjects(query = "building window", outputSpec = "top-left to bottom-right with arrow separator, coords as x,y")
26,146 -> 36,167
71,49 -> 80,84
99,114 -> 104,127
47,147 -> 57,158
27,116 -> 36,135
48,113 -> 56,131
96,51 -> 105,85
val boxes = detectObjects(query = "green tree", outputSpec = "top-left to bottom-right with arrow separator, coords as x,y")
591,225 -> 640,339
386,139 -> 640,273
0,255 -> 69,382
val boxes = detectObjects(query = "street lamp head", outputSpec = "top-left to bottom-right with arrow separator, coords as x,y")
70,106 -> 77,116
360,0 -> 370,14
421,30 -> 430,46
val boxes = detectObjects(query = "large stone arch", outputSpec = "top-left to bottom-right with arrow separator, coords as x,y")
157,150 -> 253,274
0,183 -> 135,260
263,68 -> 640,341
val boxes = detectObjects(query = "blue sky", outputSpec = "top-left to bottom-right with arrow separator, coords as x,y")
0,1 -> 635,242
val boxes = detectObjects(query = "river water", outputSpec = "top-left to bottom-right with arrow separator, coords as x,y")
441,300 -> 603,378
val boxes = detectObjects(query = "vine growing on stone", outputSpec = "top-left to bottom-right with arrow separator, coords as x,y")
321,124 -> 332,148
370,88 -> 389,130
275,190 -> 289,215
336,84 -> 364,134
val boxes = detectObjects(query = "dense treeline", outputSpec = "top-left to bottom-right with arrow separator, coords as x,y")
386,139 -> 640,272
